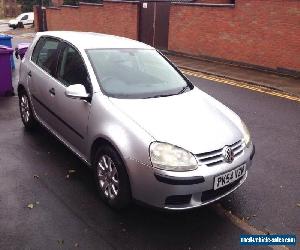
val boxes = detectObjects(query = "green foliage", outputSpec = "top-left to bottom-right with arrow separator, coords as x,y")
63,0 -> 79,5
81,0 -> 101,3
17,0 -> 102,10
17,0 -> 51,12
17,0 -> 102,11
63,0 -> 101,6
64,0 -> 102,6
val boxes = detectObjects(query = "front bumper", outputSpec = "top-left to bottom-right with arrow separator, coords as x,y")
128,143 -> 255,210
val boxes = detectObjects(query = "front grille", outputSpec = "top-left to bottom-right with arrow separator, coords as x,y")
201,177 -> 242,202
165,194 -> 192,205
196,140 -> 244,167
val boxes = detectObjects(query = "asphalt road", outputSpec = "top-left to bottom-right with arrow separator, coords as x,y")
0,22 -> 10,32
0,34 -> 299,249
0,97 -> 251,250
190,75 -> 300,235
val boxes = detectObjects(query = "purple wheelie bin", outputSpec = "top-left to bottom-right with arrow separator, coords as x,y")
0,45 -> 14,96
15,43 -> 31,60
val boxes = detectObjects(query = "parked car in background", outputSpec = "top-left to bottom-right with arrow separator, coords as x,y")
17,31 -> 255,210
8,12 -> 34,29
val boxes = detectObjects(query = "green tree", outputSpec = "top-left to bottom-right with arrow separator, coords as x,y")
63,0 -> 78,5
63,0 -> 101,5
17,0 -> 51,12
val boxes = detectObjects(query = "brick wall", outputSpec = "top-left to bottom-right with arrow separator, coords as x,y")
46,1 -> 139,40
43,0 -> 300,73
169,0 -> 300,72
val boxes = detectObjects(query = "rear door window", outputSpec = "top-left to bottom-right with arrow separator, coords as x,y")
35,38 -> 60,77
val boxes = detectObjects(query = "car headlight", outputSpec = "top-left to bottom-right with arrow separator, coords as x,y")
240,120 -> 251,147
149,142 -> 198,171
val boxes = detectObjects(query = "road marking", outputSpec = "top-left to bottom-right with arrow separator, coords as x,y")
212,203 -> 290,250
182,69 -> 300,103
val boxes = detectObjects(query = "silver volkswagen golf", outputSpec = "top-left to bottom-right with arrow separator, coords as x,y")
18,32 -> 255,210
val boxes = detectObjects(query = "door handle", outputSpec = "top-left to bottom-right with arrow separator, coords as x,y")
49,88 -> 55,96
28,71 -> 32,77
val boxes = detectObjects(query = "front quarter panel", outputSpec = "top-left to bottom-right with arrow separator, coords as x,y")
87,93 -> 155,185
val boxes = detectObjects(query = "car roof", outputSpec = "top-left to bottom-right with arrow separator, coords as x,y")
37,31 -> 153,50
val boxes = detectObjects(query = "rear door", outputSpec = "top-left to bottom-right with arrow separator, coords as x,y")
48,42 -> 92,155
28,37 -> 60,128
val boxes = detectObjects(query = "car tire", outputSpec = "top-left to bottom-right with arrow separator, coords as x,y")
93,145 -> 131,209
17,22 -> 24,28
19,90 -> 37,130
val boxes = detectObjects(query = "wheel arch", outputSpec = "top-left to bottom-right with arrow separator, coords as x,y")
90,137 -> 127,170
90,136 -> 133,192
17,84 -> 26,96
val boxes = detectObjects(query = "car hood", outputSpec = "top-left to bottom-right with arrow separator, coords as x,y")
9,19 -> 18,24
109,88 -> 243,154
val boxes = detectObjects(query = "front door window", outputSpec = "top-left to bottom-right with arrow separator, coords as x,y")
57,44 -> 91,93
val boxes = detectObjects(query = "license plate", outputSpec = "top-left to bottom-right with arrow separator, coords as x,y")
214,164 -> 246,190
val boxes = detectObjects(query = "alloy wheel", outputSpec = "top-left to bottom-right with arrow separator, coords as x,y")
97,155 -> 119,200
20,94 -> 30,123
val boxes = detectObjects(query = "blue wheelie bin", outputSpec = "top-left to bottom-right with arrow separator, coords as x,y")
0,45 -> 14,96
0,34 -> 15,69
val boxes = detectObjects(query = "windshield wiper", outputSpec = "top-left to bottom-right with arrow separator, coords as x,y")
143,86 -> 190,99
177,85 -> 190,95
144,93 -> 176,99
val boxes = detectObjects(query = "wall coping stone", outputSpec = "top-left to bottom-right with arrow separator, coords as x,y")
172,3 -> 234,7
79,2 -> 103,6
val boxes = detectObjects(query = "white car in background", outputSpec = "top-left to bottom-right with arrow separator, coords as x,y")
8,12 -> 34,29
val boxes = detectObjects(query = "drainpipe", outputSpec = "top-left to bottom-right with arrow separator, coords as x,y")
41,0 -> 45,31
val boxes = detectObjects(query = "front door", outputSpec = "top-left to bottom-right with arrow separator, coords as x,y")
139,2 -> 171,50
48,43 -> 92,155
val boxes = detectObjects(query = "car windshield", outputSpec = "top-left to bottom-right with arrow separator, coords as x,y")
16,14 -> 24,20
87,49 -> 192,99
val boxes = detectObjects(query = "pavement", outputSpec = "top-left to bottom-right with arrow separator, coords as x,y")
165,53 -> 300,98
0,20 -> 10,32
0,19 -> 10,24
0,29 -> 299,249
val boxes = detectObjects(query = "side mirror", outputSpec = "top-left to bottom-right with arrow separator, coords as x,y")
65,84 -> 90,101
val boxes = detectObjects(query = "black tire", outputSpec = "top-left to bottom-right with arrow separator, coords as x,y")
19,90 -> 37,130
93,145 -> 131,209
17,22 -> 24,28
